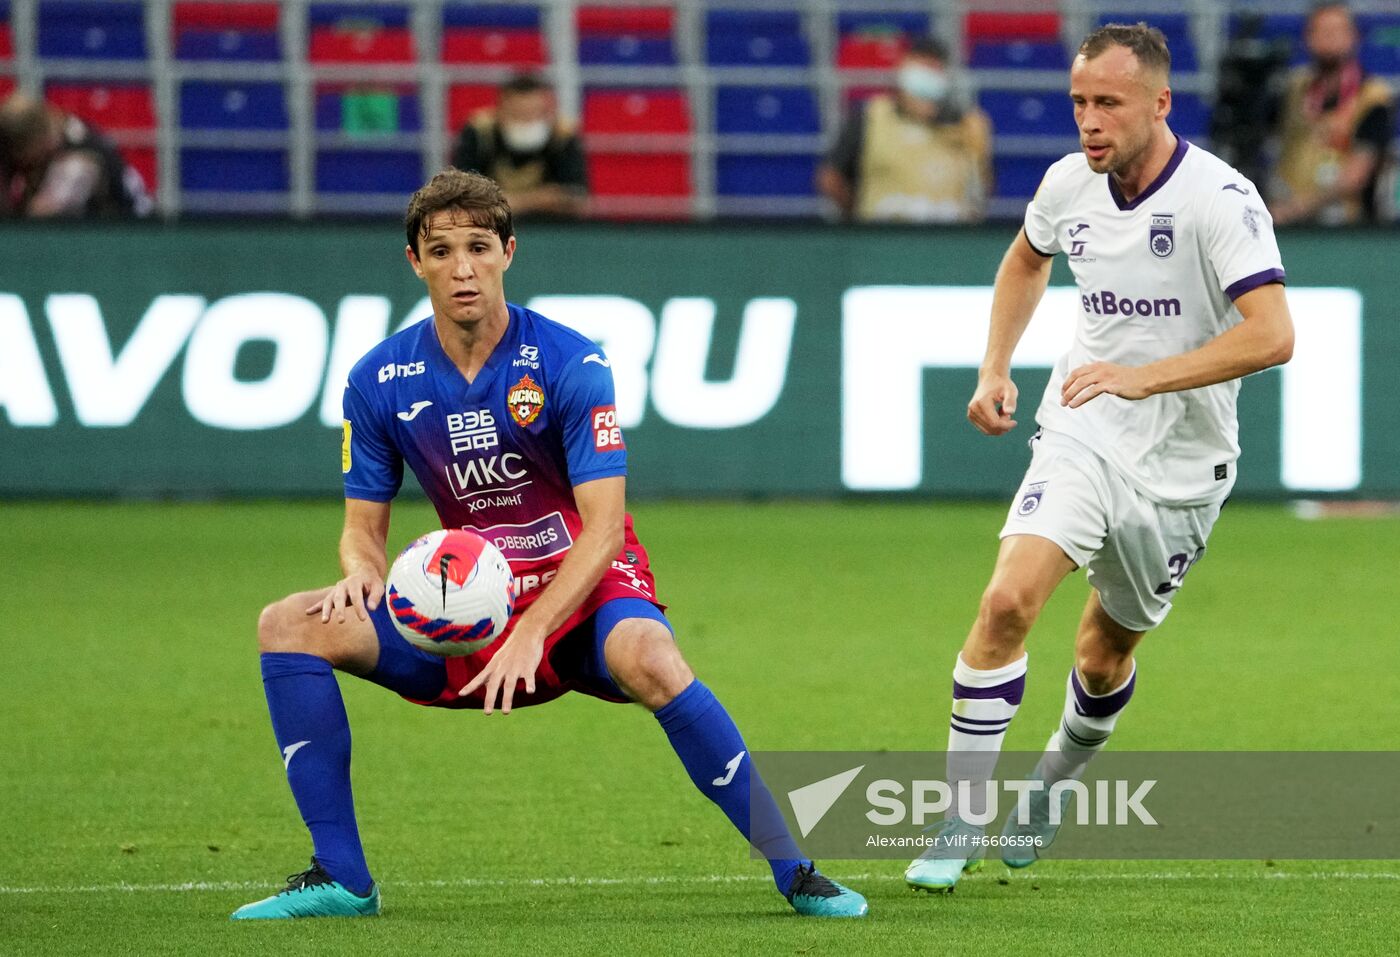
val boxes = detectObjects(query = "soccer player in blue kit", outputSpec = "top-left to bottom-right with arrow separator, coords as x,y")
232,169 -> 868,920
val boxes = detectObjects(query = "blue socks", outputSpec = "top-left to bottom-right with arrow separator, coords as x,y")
259,652 -> 373,896
654,680 -> 808,896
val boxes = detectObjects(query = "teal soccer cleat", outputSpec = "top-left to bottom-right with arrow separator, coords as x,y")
785,864 -> 869,917
230,860 -> 380,920
904,818 -> 984,893
1001,771 -> 1073,869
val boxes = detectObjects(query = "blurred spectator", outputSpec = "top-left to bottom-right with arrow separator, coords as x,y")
818,36 -> 991,223
451,74 -> 587,219
1270,2 -> 1395,225
1212,13 -> 1293,192
0,93 -> 152,218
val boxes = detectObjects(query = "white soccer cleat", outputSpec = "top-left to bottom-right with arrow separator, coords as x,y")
904,818 -> 984,893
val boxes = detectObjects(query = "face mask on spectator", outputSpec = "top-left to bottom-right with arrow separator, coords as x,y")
501,120 -> 551,153
898,64 -> 950,104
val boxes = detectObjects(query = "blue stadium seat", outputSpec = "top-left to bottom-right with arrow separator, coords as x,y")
1097,11 -> 1196,70
175,29 -> 281,62
993,154 -> 1055,199
706,9 -> 810,67
836,11 -> 930,37
968,40 -> 1067,70
180,82 -> 288,130
181,149 -> 288,191
1169,91 -> 1209,138
443,3 -> 541,28
716,153 -> 818,196
715,86 -> 819,134
978,89 -> 1077,136
1227,13 -> 1307,66
38,0 -> 146,60
1359,14 -> 1400,74
314,90 -> 422,131
316,150 -> 421,193
578,35 -> 676,65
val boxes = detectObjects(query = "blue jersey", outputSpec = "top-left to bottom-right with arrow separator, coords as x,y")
342,304 -> 655,612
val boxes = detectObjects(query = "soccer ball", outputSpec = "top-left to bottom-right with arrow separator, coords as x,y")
386,529 -> 516,657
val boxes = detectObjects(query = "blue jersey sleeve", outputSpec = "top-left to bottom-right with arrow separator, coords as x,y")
342,379 -> 403,501
555,347 -> 628,486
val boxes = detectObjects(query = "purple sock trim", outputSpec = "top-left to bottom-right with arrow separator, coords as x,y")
1070,668 -> 1136,718
952,673 -> 1026,706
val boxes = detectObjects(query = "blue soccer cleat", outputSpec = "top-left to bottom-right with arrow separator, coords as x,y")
785,864 -> 869,917
1001,769 -> 1074,869
230,859 -> 380,920
905,818 -> 984,893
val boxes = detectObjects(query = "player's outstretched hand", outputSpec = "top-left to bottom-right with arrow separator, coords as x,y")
1061,361 -> 1152,408
307,569 -> 384,624
458,629 -> 545,715
968,372 -> 1019,435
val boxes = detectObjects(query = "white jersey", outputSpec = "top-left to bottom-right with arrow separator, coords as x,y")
1023,138 -> 1285,506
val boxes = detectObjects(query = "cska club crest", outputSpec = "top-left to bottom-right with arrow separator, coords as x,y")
507,374 -> 545,427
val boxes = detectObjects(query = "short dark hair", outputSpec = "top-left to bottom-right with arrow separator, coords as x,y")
500,73 -> 549,98
404,168 -> 513,256
905,34 -> 949,63
0,93 -> 50,165
1078,22 -> 1172,76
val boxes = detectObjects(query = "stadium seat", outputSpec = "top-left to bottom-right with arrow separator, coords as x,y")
706,9 -> 810,67
181,148 -> 288,191
577,5 -> 675,66
121,146 -> 155,191
173,2 -> 280,61
446,84 -> 498,131
316,149 -> 420,193
993,153 -> 1056,199
1169,91 -> 1209,138
978,89 -> 1077,136
47,83 -> 154,130
583,88 -> 690,133
0,2 -> 12,60
0,77 -> 13,100
1226,13 -> 1307,66
308,3 -> 414,63
834,10 -> 931,69
968,40 -> 1067,70
316,86 -> 420,133
1358,14 -> 1400,74
1096,12 -> 1196,71
441,3 -> 546,66
587,152 -> 690,196
180,81 -> 287,130
715,153 -> 818,197
38,0 -> 147,60
715,86 -> 819,135
965,12 -> 1059,41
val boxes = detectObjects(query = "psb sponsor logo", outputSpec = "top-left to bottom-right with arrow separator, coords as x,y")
479,511 -> 573,562
447,409 -> 500,455
513,344 -> 541,369
1081,290 -> 1181,318
508,374 -> 545,427
591,405 -> 625,451
1017,481 -> 1047,516
1149,213 -> 1174,259
378,360 -> 425,383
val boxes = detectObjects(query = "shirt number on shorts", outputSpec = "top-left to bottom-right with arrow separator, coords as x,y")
1155,547 -> 1205,596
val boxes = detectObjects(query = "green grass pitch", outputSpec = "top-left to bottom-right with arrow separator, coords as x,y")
3,499 -> 1398,955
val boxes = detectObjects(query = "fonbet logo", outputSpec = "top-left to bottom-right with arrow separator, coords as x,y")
840,286 -> 1362,493
591,405 -> 624,451
0,292 -> 796,433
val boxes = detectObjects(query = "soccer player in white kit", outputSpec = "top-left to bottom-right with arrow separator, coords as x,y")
905,23 -> 1296,892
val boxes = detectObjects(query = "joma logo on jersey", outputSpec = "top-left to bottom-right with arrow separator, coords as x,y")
1081,290 -> 1182,318
378,361 -> 425,383
447,409 -> 499,455
508,375 -> 545,427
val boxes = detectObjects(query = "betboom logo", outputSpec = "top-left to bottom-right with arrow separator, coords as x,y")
1081,290 -> 1181,318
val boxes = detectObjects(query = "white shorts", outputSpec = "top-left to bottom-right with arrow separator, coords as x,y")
999,430 -> 1223,633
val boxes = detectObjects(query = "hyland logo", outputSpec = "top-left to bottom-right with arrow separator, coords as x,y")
591,405 -> 624,451
447,409 -> 500,456
514,344 -> 540,369
1018,481 -> 1047,515
1149,213 -> 1175,259
378,360 -> 425,383
508,375 -> 545,427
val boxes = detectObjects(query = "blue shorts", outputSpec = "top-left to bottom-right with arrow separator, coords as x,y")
367,596 -> 672,709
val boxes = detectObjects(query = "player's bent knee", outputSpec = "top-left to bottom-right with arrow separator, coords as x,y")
256,590 -> 330,656
978,583 -> 1039,638
1074,652 -> 1130,693
605,621 -> 693,709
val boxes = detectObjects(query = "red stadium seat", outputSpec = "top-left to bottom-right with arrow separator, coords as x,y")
0,23 -> 12,60
588,153 -> 690,196
440,28 -> 547,65
965,12 -> 1060,41
836,35 -> 907,69
173,3 -> 279,30
446,84 -> 498,130
47,84 -> 156,130
576,6 -> 674,35
843,85 -> 885,106
122,146 -> 157,192
583,89 -> 690,133
0,77 -> 14,100
308,25 -> 414,63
